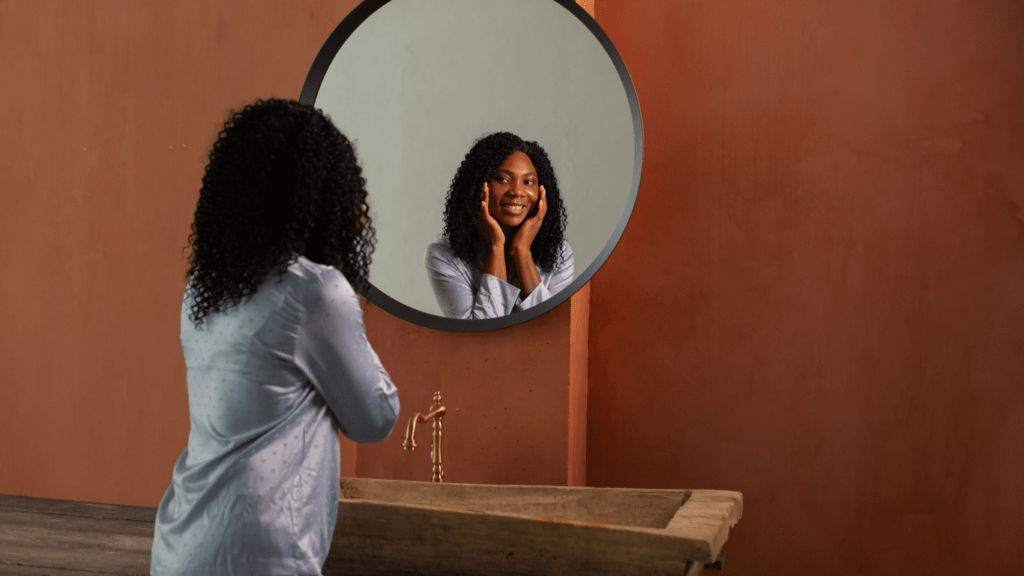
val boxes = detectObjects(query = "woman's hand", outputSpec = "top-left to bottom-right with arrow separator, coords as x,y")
480,183 -> 507,282
479,183 -> 505,249
511,185 -> 545,296
512,185 -> 546,255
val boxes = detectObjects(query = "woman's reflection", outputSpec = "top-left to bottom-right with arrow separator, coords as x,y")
426,132 -> 573,319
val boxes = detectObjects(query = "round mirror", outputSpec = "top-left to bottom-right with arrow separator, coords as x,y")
301,0 -> 642,331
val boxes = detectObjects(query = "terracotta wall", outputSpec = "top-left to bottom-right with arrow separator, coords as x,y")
587,1 -> 1024,574
0,0 -> 363,506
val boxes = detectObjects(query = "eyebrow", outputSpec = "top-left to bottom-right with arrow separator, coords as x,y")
496,168 -> 537,178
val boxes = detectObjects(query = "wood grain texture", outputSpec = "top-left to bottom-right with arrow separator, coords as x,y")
341,478 -> 690,527
325,478 -> 743,575
0,482 -> 742,576
0,499 -> 154,576
0,496 -> 157,523
0,564 -> 126,576
664,490 -> 744,562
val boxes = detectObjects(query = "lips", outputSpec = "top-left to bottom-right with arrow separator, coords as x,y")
500,203 -> 528,213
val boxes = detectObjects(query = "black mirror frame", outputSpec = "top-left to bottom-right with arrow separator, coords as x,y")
300,0 -> 642,332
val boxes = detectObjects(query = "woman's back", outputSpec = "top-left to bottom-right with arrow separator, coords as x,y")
152,257 -> 398,576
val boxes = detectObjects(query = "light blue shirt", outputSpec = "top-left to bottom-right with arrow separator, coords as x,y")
425,239 -> 574,319
151,256 -> 399,576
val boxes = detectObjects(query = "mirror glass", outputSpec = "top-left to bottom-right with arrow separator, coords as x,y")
302,0 -> 641,331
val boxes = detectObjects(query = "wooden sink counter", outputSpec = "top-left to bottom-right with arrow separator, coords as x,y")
0,494 -> 155,575
326,478 -> 741,576
1,480 -> 741,575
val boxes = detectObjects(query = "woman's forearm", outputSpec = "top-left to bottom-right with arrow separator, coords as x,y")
484,243 -> 507,283
512,248 -> 541,296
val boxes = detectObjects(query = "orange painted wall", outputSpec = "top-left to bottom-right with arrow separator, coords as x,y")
0,0 -> 364,506
588,1 -> 1024,574
355,301 -> 575,485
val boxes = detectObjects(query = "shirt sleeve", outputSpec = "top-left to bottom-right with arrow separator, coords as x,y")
293,269 -> 400,444
425,243 -> 520,319
518,241 -> 575,310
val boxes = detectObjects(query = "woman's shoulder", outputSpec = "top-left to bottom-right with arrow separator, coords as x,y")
288,255 -> 356,300
559,239 -> 573,261
425,238 -> 460,265
426,237 -> 453,255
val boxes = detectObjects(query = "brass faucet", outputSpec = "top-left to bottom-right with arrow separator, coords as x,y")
402,391 -> 446,482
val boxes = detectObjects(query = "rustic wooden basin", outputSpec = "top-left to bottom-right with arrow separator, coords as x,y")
324,478 -> 743,576
0,480 -> 741,575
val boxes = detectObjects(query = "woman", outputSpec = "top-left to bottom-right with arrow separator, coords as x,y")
151,99 -> 400,576
426,132 -> 573,319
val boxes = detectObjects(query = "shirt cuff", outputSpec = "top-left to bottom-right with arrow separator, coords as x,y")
518,283 -> 553,310
475,274 -> 521,318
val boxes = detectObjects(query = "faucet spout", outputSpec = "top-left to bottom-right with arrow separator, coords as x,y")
402,408 -> 444,450
401,391 -> 446,482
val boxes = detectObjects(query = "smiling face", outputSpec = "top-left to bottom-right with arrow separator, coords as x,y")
486,150 -> 539,228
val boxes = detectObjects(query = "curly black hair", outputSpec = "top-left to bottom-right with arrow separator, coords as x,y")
441,132 -> 567,272
185,98 -> 374,326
